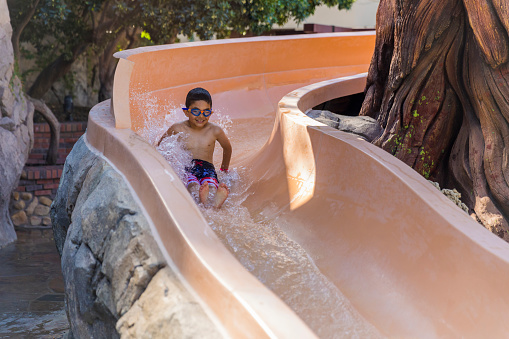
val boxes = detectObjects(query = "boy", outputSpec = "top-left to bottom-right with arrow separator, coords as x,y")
157,88 -> 232,209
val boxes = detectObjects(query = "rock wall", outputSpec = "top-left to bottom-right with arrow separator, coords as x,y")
10,192 -> 52,227
51,136 -> 223,338
0,0 -> 34,247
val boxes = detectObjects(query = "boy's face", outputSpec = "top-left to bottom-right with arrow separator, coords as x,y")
184,100 -> 212,129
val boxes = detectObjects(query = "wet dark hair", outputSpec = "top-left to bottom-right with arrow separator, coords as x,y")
185,87 -> 212,108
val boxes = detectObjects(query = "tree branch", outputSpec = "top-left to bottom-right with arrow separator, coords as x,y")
27,96 -> 60,165
11,0 -> 40,61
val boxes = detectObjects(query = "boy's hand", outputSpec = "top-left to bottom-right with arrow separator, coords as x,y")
216,127 -> 232,172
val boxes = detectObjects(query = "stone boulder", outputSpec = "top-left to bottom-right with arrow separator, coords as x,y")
306,109 -> 383,142
51,137 -> 222,338
0,0 -> 34,247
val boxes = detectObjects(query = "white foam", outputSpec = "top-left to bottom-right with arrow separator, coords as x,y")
140,94 -> 382,338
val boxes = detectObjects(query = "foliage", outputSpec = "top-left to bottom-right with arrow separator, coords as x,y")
225,0 -> 356,36
8,0 -> 357,99
9,0 -> 357,53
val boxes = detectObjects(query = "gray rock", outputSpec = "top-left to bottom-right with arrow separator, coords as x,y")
50,136 -> 98,256
102,214 -> 165,316
117,268 -> 223,339
53,140 -> 222,338
78,162 -> 138,261
62,237 -> 118,339
0,0 -> 34,247
73,243 -> 97,321
307,109 -> 340,128
306,109 -> 383,142
0,116 -> 15,131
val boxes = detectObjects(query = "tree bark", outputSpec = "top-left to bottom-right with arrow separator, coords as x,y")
27,96 -> 60,165
11,0 -> 40,61
97,30 -> 126,102
361,0 -> 509,240
98,27 -> 144,102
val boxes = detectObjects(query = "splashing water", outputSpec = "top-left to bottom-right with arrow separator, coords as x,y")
140,93 -> 380,338
199,169 -> 383,339
135,91 -> 235,182
156,133 -> 193,182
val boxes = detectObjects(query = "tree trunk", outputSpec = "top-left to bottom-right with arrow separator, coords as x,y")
11,0 -> 40,61
28,96 -> 60,165
97,27 -> 142,102
361,0 -> 509,240
97,30 -> 126,102
27,42 -> 89,99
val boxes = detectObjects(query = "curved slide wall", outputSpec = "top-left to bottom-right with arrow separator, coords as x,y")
86,33 -> 509,338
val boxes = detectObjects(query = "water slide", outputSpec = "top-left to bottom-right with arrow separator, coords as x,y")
86,33 -> 509,338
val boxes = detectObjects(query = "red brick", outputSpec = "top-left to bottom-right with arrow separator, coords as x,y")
37,179 -> 53,184
26,185 -> 42,192
16,186 -> 26,192
35,190 -> 52,196
44,183 -> 60,189
52,169 -> 58,178
34,171 -> 40,179
57,169 -> 63,177
33,142 -> 50,148
27,171 -> 34,180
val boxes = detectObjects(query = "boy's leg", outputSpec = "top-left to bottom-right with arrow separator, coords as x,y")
199,183 -> 209,204
186,173 -> 201,201
213,183 -> 229,209
200,177 -> 221,207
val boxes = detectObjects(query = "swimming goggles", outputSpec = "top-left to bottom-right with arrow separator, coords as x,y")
183,108 -> 213,117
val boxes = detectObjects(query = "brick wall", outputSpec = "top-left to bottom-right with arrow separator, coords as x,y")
28,121 -> 87,165
16,166 -> 63,198
10,121 -> 87,228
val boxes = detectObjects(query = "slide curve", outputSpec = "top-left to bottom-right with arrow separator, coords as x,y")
86,33 -> 509,338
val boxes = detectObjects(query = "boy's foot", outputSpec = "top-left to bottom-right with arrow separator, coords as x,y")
213,183 -> 229,209
199,183 -> 209,204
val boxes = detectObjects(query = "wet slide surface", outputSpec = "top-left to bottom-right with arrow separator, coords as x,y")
87,33 -> 509,338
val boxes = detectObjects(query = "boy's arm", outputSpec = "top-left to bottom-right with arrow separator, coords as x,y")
157,125 -> 178,146
216,127 -> 232,171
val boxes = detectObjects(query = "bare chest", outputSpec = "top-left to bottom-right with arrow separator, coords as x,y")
182,129 -> 216,158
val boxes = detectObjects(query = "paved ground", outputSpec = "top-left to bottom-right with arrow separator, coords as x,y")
0,228 -> 70,338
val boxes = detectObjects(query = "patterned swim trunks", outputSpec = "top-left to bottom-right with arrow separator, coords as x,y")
185,159 -> 219,189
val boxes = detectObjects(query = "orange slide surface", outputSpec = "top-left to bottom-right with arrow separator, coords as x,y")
86,33 -> 509,338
